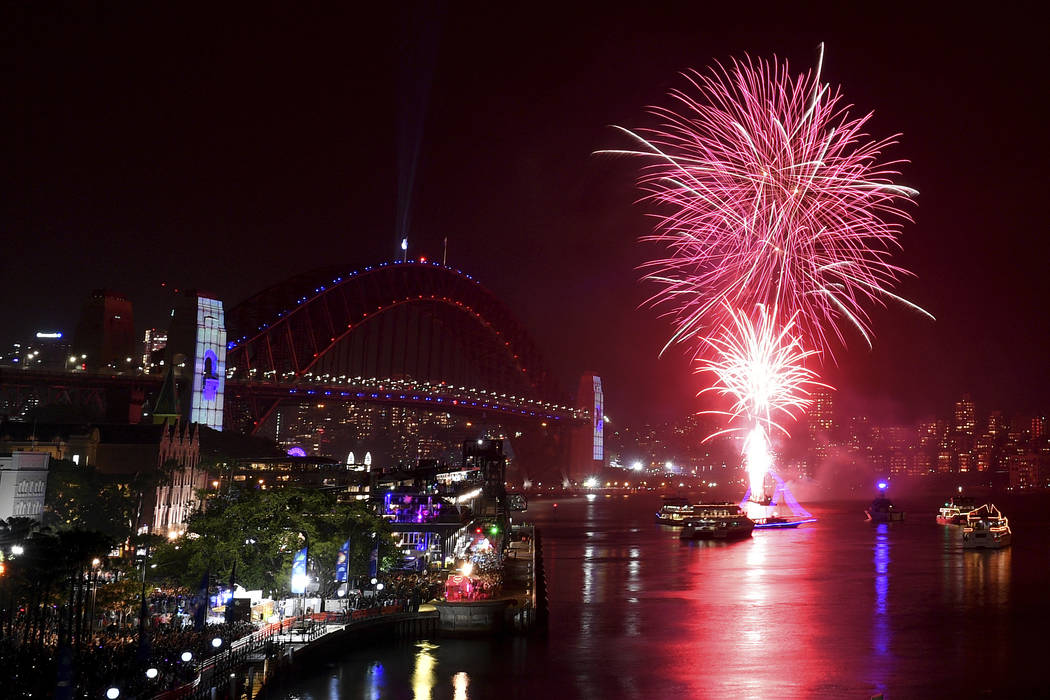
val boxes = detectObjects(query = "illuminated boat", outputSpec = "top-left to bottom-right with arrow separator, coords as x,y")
655,496 -> 693,526
680,503 -> 755,540
738,474 -> 817,529
865,496 -> 905,523
752,515 -> 814,529
962,504 -> 1011,549
937,496 -> 978,525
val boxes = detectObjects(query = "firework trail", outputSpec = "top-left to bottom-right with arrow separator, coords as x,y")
602,46 -> 931,356
605,46 -> 927,509
698,304 -> 828,500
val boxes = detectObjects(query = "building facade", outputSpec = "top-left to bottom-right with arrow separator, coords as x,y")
0,451 -> 50,522
72,289 -> 136,371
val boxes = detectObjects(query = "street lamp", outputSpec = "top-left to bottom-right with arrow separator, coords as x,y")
145,668 -> 159,680
181,651 -> 193,662
106,688 -> 120,699
211,636 -> 223,649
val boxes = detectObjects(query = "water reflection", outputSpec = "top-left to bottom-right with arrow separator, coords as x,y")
451,671 -> 469,700
411,641 -> 437,699
365,662 -> 384,700
274,496 -> 1043,698
871,523 -> 890,695
961,548 -> 1012,609
943,527 -> 1012,610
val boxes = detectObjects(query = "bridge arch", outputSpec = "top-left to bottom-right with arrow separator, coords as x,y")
225,261 -> 564,410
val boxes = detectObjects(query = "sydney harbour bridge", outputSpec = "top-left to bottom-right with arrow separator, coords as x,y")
0,260 -> 599,477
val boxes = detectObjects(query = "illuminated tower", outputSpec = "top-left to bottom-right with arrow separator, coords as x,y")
166,290 -> 227,430
569,373 -> 604,484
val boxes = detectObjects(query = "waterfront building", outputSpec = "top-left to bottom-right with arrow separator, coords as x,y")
225,454 -> 368,497
0,419 -> 202,534
0,451 -> 49,521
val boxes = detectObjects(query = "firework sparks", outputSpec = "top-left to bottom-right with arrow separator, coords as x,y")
603,46 -> 931,356
698,304 -> 828,502
698,304 -> 827,440
606,46 -> 928,516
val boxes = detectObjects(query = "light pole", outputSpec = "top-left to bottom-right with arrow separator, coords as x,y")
88,558 -> 101,638
136,544 -> 151,660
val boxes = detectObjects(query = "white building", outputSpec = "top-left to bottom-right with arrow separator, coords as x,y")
0,451 -> 49,521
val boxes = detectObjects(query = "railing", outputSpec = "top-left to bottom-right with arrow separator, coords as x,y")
157,605 -> 411,700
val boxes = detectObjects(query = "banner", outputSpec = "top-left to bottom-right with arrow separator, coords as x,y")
290,547 -> 308,594
335,539 -> 350,583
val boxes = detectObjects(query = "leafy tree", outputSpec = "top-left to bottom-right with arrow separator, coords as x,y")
151,487 -> 396,596
45,459 -> 140,540
44,458 -> 182,542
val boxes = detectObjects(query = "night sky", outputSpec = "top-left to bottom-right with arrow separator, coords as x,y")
5,3 -> 1047,426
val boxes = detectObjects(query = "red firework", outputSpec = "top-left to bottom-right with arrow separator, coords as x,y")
698,303 -> 829,441
603,46 -> 931,356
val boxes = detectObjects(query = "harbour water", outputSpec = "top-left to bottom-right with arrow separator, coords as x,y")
273,492 -> 1050,698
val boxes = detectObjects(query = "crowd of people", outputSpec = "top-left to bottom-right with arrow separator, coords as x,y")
1,538 -> 515,696
2,620 -> 257,699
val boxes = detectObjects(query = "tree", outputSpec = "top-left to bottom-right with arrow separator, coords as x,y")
151,487 -> 396,596
44,459 -> 141,541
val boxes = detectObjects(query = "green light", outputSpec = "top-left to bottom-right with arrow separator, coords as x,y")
489,525 -> 499,535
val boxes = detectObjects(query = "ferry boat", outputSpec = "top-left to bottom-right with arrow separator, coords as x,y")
680,503 -> 755,540
937,496 -> 978,525
655,496 -> 692,526
865,495 -> 905,523
962,503 -> 1012,549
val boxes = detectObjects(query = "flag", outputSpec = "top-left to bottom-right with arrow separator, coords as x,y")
368,539 -> 379,579
335,539 -> 350,583
290,547 -> 308,594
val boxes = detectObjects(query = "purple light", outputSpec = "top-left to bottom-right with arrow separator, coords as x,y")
287,446 -> 307,457
877,481 -> 889,491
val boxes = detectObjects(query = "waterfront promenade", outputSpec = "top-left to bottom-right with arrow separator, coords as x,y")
164,525 -> 541,699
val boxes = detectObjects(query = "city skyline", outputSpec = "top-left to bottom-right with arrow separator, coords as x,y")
5,4 -> 1048,426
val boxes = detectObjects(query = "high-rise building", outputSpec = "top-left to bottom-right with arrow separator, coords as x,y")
807,390 -> 835,435
142,328 -> 168,372
953,394 -> 976,436
73,290 -> 136,370
1007,453 -> 1038,489
1031,416 -> 1047,440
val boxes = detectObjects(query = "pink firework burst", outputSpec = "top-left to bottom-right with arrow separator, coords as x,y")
603,45 -> 931,356
698,304 -> 829,441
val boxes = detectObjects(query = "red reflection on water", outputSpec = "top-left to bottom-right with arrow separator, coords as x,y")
660,527 -> 825,696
